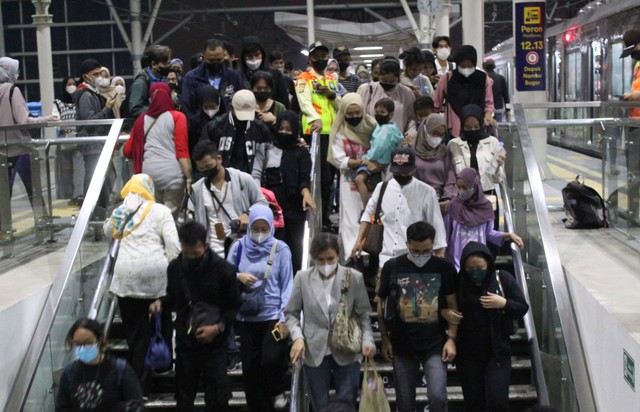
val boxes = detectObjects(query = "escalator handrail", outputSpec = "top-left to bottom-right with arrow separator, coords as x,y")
511,103 -> 597,412
4,119 -> 124,412
519,100 -> 640,109
496,181 -> 549,406
290,132 -> 321,412
0,118 -> 121,132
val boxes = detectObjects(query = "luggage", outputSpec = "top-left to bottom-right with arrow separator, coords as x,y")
561,176 -> 607,229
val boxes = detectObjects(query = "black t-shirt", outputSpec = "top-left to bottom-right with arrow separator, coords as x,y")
377,255 -> 457,359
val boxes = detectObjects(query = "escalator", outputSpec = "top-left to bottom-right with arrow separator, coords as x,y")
6,105 -> 596,411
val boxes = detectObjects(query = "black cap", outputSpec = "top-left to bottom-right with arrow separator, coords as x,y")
333,45 -> 350,58
389,146 -> 416,175
79,59 -> 101,76
308,41 -> 329,55
620,30 -> 640,58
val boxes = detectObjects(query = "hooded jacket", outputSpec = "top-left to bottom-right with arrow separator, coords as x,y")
0,83 -> 47,157
456,241 -> 528,361
181,62 -> 245,119
238,37 -> 290,109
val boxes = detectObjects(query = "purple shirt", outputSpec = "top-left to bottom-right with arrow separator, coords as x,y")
444,214 -> 504,271
414,154 -> 458,200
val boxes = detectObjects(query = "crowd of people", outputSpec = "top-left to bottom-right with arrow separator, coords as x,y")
0,34 -> 534,412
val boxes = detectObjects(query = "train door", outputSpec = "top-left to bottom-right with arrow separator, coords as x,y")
591,41 -> 603,101
565,45 -> 588,147
611,40 -> 635,100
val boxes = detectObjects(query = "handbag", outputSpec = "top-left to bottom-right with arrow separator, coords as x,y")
362,181 -> 388,255
330,268 -> 363,354
144,312 -> 172,371
176,192 -> 195,227
358,358 -> 391,412
238,240 -> 279,316
180,274 -> 222,336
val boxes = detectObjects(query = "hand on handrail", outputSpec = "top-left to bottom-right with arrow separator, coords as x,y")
290,338 -> 305,363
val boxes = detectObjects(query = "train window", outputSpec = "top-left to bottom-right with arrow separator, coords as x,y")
612,42 -> 635,97
592,42 -> 602,101
566,50 -> 582,100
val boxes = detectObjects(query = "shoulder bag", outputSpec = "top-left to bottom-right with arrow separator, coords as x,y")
180,273 -> 221,337
362,181 -> 388,255
144,312 -> 172,371
330,268 -> 363,354
238,240 -> 279,316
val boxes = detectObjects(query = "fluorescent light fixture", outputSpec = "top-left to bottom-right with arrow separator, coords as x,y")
301,50 -> 309,56
354,46 -> 383,51
363,60 -> 373,63
359,54 -> 384,58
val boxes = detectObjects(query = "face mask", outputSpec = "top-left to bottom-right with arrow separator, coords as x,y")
426,134 -> 443,148
277,67 -> 285,73
468,268 -> 487,284
114,85 -> 126,95
168,82 -> 179,91
95,76 -> 110,88
207,62 -> 223,74
458,188 -> 474,201
338,62 -> 350,72
408,251 -> 431,267
123,193 -> 144,213
205,163 -> 220,180
276,132 -> 295,148
66,85 -> 77,95
375,114 -> 390,125
254,91 -> 270,103
182,254 -> 205,270
246,59 -> 262,71
156,65 -> 171,77
372,76 -> 380,82
437,48 -> 451,60
345,116 -> 363,127
463,130 -> 482,142
458,67 -> 475,78
251,231 -> 270,244
205,109 -> 219,118
380,82 -> 396,91
317,262 -> 337,277
394,175 -> 412,186
631,50 -> 640,61
75,344 -> 99,364
311,59 -> 328,73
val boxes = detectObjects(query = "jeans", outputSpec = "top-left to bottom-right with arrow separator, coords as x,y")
303,355 -> 361,412
456,354 -> 511,412
393,351 -> 448,412
175,345 -> 231,411
237,320 -> 288,411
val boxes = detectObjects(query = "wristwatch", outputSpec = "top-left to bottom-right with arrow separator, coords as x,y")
447,333 -> 457,342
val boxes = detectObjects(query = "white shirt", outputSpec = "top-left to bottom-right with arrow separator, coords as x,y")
447,136 -> 504,191
202,181 -> 238,257
361,178 -> 447,267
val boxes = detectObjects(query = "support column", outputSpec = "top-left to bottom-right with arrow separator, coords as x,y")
130,0 -> 143,74
306,0 -> 315,45
0,2 -> 6,57
31,0 -> 54,117
435,0 -> 451,37
462,0 -> 484,55
418,10 -> 431,47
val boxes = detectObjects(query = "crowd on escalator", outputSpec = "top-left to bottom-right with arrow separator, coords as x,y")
0,35 -> 545,412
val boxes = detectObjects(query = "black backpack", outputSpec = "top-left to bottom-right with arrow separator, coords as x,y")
561,176 -> 607,229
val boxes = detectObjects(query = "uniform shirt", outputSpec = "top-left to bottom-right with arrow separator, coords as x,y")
202,180 -> 238,257
295,69 -> 341,135
361,178 -> 447,267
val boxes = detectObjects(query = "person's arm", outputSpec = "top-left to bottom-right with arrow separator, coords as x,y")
329,79 -> 342,111
481,271 -> 529,319
285,271 -> 305,364
352,184 -> 379,256
425,189 -> 447,255
442,293 -> 459,362
172,112 -> 193,187
352,270 -> 375,356
161,207 -> 181,260
483,76 -> 496,125
501,76 -> 510,105
376,262 -> 393,361
180,75 -> 196,119
330,132 -> 351,170
55,366 -> 73,412
128,77 -> 148,118
433,74 -> 448,112
277,247 -> 294,323
77,91 -> 112,121
103,214 -> 114,238
244,173 -> 268,207
221,263 -> 242,326
251,143 -> 266,187
295,77 -> 320,132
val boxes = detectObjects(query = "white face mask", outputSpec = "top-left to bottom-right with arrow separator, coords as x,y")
246,59 -> 262,71
458,188 -> 475,201
205,108 -> 219,118
123,193 -> 144,213
317,262 -> 337,277
277,67 -> 285,73
408,251 -> 432,267
426,134 -> 443,148
114,85 -> 126,95
458,67 -> 475,78
95,76 -> 111,87
436,48 -> 450,60
250,231 -> 270,244
66,85 -> 77,95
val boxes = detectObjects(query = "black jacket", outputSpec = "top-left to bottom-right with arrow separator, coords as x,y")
181,64 -> 245,119
163,249 -> 241,349
456,242 -> 529,361
487,70 -> 510,111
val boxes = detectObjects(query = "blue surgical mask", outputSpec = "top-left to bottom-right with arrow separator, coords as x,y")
458,188 -> 474,201
468,268 -> 487,283
74,344 -> 100,364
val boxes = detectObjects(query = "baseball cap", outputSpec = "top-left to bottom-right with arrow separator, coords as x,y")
308,41 -> 329,55
389,146 -> 416,175
231,90 -> 256,121
333,45 -> 350,58
620,30 -> 640,58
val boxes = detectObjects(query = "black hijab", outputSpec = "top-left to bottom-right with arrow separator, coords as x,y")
447,45 -> 487,119
460,104 -> 490,171
274,110 -> 301,149
61,76 -> 76,104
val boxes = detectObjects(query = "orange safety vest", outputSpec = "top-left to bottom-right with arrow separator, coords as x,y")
632,61 -> 640,118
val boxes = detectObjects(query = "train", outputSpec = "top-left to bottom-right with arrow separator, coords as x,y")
485,0 -> 640,156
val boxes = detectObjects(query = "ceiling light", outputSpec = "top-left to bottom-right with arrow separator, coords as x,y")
354,46 -> 383,51
359,54 -> 384,58
363,60 -> 373,63
300,50 -> 309,56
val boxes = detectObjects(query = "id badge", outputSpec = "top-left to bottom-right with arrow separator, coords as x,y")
214,222 -> 226,240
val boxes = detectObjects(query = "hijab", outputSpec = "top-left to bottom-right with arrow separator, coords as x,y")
328,93 -> 377,167
415,113 -> 448,161
460,104 -> 489,143
446,45 -> 487,119
111,174 -> 156,239
446,167 -> 494,227
0,57 -> 19,84
61,76 -> 76,104
274,110 -> 301,149
239,204 -> 286,261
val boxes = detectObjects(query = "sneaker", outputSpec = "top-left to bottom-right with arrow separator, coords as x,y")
226,353 -> 241,371
273,393 -> 289,410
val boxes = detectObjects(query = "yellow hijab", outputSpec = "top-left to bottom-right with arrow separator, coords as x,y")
111,174 -> 156,239
327,93 -> 377,167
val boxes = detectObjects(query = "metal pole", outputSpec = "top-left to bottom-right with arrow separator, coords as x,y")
435,0 -> 451,37
399,0 -> 420,41
130,0 -> 143,74
142,0 -> 163,46
31,1 -> 54,118
0,1 -> 6,57
306,0 -> 315,45
462,0 -> 484,56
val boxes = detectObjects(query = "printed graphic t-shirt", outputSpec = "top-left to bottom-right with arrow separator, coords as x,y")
378,254 -> 457,359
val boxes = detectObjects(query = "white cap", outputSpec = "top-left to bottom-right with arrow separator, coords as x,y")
231,90 -> 256,121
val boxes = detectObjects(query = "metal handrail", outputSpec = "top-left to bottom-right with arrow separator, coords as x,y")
520,101 -> 640,109
87,239 -> 121,319
512,103 -> 597,411
0,118 -> 121,132
496,182 -> 549,406
290,132 -> 321,412
526,117 -> 640,128
4,119 -> 124,412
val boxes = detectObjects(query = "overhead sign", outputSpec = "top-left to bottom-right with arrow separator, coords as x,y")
515,2 -> 546,91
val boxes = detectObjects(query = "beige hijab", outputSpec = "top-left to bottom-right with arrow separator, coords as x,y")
328,93 -> 377,167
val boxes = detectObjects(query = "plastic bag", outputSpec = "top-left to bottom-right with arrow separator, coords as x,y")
358,358 -> 390,412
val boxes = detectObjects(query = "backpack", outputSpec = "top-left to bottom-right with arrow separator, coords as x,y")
561,176 -> 607,229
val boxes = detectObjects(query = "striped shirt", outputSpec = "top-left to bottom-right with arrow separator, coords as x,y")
339,74 -> 362,94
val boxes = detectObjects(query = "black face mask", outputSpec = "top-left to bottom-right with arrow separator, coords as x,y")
275,132 -> 297,149
168,82 -> 179,91
156,65 -> 171,77
372,76 -> 380,82
338,62 -> 350,72
312,59 -> 328,73
463,130 -> 482,142
394,174 -> 412,186
375,114 -> 390,125
204,163 -> 220,180
345,116 -> 363,127
181,253 -> 205,270
632,50 -> 640,61
254,91 -> 270,103
380,82 -> 396,91
207,62 -> 223,74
